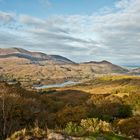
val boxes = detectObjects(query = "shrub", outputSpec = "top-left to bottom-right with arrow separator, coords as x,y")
80,118 -> 112,133
64,122 -> 85,136
117,105 -> 132,118
115,117 -> 140,139
56,105 -> 88,127
6,127 -> 47,140
64,118 -> 112,136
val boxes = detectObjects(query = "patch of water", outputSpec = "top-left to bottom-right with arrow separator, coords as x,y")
34,81 -> 79,89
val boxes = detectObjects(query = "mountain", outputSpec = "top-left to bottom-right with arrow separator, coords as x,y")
0,48 -> 127,73
0,47 -> 128,87
82,60 -> 128,73
128,68 -> 140,75
0,48 -> 74,64
83,60 -> 111,64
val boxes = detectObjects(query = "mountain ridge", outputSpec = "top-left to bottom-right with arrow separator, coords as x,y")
0,47 -> 129,87
0,47 -> 75,64
0,47 -> 121,66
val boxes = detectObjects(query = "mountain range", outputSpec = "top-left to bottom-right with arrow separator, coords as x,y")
0,47 -> 137,88
0,48 -> 74,64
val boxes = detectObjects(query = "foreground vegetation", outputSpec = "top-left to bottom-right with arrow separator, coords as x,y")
0,75 -> 140,139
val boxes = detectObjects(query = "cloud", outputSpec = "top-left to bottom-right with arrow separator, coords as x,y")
19,14 -> 46,28
115,0 -> 131,9
0,11 -> 15,23
0,0 -> 140,65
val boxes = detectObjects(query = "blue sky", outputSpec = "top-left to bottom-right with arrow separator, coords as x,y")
0,0 -> 117,17
0,0 -> 140,65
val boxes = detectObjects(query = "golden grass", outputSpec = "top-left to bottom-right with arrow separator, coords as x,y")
56,75 -> 140,96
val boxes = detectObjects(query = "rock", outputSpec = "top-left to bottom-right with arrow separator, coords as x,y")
48,132 -> 66,140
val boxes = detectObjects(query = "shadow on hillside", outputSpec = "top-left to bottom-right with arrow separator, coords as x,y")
91,103 -> 132,121
40,89 -> 132,128
40,89 -> 91,111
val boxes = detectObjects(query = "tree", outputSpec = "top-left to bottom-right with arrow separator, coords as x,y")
0,82 -> 7,139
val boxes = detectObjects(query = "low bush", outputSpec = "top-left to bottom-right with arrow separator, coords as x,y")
64,122 -> 85,136
64,118 -> 112,136
115,116 -> 140,139
80,118 -> 112,133
6,127 -> 47,140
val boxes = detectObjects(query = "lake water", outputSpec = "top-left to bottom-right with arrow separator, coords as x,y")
34,81 -> 79,89
122,66 -> 140,69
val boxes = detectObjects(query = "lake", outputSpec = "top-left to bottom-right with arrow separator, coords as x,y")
34,81 -> 79,89
122,66 -> 140,69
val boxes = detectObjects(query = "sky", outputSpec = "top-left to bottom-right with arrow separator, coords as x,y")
0,0 -> 140,65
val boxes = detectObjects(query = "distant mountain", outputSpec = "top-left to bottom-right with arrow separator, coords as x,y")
128,68 -> 140,75
0,48 -> 74,64
83,60 -> 111,64
82,60 -> 128,73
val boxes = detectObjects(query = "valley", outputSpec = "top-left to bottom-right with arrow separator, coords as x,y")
0,48 -> 140,140
0,75 -> 140,140
0,48 -> 132,89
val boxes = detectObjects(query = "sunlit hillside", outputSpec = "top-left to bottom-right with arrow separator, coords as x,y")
0,75 -> 140,139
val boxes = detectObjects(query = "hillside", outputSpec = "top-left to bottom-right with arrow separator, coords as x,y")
0,48 -> 74,64
128,68 -> 140,75
0,75 -> 140,139
0,48 -> 128,88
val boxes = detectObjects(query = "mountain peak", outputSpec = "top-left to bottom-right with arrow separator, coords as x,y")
83,60 -> 112,64
0,47 -> 74,64
0,47 -> 29,55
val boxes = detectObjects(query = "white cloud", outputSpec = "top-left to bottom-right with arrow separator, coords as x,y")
19,14 -> 46,26
115,0 -> 131,9
0,11 -> 15,23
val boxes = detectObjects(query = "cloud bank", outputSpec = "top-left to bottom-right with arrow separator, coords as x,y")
0,0 -> 140,65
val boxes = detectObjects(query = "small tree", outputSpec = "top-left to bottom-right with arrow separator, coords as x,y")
1,83 -> 7,139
